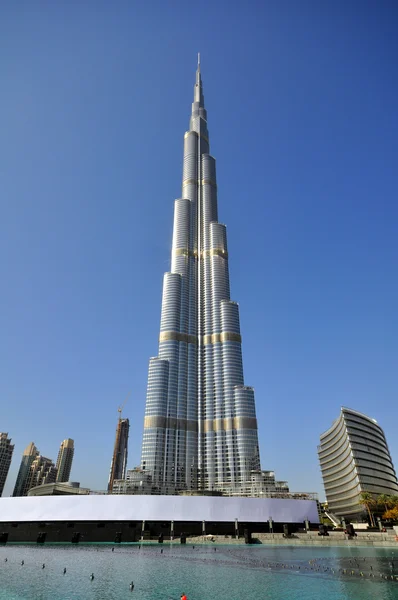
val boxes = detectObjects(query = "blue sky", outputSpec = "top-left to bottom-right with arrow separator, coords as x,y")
1,1 -> 397,498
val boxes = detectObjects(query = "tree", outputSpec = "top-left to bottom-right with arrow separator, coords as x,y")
383,506 -> 398,521
360,492 -> 376,527
378,494 -> 392,513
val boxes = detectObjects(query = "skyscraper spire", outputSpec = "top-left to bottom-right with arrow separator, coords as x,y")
141,61 -> 261,494
193,54 -> 205,110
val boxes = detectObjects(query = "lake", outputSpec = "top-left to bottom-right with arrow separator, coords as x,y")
0,543 -> 397,599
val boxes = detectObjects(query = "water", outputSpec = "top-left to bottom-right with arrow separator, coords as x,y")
0,543 -> 397,600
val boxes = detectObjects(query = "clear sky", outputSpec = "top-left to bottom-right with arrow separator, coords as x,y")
1,1 -> 397,499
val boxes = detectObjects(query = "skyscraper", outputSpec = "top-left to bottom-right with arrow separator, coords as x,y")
141,58 -> 261,494
318,407 -> 398,519
108,417 -> 129,492
56,438 -> 74,483
0,433 -> 14,496
12,442 -> 39,497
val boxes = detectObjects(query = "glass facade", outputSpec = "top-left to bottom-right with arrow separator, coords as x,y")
141,60 -> 261,493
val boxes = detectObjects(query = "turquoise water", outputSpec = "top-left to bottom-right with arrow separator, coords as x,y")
0,544 -> 397,600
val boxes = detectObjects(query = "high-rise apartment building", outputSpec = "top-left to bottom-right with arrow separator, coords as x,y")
13,444 -> 57,497
27,455 -> 57,490
13,442 -> 39,497
56,438 -> 74,482
140,58 -> 261,494
318,407 -> 398,518
0,433 -> 14,496
108,418 -> 129,492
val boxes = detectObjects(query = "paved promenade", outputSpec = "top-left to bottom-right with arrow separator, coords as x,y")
180,530 -> 398,547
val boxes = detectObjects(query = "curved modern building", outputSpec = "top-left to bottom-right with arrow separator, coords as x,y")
141,58 -> 261,494
318,407 -> 398,518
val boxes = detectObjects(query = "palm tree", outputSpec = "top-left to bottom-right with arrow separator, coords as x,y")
378,494 -> 391,513
359,492 -> 375,527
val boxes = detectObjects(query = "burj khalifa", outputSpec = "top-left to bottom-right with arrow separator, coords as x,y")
141,57 -> 261,494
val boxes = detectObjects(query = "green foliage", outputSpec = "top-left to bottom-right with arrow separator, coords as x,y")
359,492 -> 375,526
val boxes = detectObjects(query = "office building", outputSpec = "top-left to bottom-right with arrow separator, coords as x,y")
12,442 -> 39,497
56,438 -> 74,482
108,417 -> 129,491
318,407 -> 398,519
140,57 -> 262,495
0,433 -> 14,496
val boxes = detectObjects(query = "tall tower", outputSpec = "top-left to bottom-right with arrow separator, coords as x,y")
0,433 -> 14,496
108,417 -> 129,491
141,58 -> 261,494
12,442 -> 39,497
56,438 -> 74,482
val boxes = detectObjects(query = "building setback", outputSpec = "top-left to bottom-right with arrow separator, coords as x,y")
318,407 -> 398,519
12,442 -> 39,497
141,58 -> 261,495
56,439 -> 74,483
0,433 -> 14,496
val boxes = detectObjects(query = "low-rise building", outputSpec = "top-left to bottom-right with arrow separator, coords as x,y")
28,481 -> 89,496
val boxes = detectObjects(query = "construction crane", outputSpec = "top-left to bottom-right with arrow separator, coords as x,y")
108,392 -> 131,492
117,391 -> 130,420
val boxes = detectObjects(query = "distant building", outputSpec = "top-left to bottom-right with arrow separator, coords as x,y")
27,455 -> 57,491
318,407 -> 398,519
112,468 -> 157,495
222,470 -> 290,497
28,481 -> 89,496
108,418 -> 129,492
56,439 -> 74,482
0,433 -> 14,496
112,467 -> 292,498
12,442 -> 39,497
